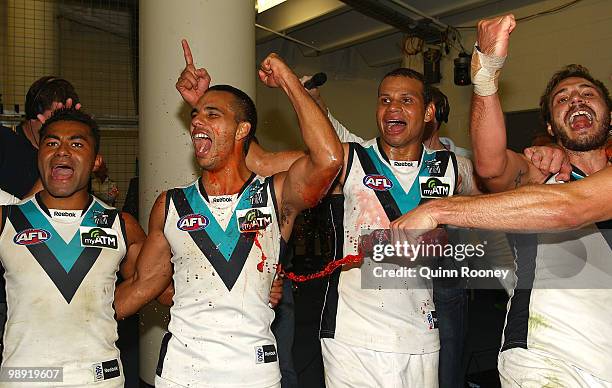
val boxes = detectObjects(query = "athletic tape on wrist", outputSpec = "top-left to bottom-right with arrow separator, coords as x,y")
471,43 -> 506,96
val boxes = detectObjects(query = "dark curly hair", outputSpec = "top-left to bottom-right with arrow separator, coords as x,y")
540,64 -> 612,125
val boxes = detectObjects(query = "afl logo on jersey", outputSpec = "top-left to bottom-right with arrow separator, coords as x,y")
14,228 -> 51,245
363,174 -> 393,191
177,214 -> 209,231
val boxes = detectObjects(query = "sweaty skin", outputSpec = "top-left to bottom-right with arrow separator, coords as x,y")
113,46 -> 342,319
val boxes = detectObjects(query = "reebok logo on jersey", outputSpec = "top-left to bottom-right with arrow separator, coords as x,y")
363,174 -> 393,191
255,344 -> 277,364
80,227 -> 118,249
177,214 -> 209,231
237,208 -> 272,233
52,210 -> 78,218
14,228 -> 51,245
51,209 -> 81,222
92,359 -> 121,382
211,196 -> 233,203
392,160 -> 417,168
419,177 -> 451,198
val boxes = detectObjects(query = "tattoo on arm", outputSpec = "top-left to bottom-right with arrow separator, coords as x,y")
514,169 -> 526,188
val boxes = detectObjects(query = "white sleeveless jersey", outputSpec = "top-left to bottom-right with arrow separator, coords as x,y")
503,167 -> 612,381
321,139 -> 458,353
157,175 -> 282,387
0,194 -> 127,387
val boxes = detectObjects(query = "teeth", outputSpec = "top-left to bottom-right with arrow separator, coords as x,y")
570,110 -> 593,123
387,120 -> 405,125
193,133 -> 210,140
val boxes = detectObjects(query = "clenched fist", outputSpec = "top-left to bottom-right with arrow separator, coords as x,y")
258,53 -> 296,89
477,14 -> 516,57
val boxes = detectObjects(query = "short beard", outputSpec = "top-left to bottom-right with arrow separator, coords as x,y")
551,114 -> 610,152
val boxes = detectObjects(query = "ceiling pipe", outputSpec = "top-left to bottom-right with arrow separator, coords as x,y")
387,0 -> 448,29
255,23 -> 322,53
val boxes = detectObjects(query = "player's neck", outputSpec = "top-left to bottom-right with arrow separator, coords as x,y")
38,189 -> 91,210
381,138 -> 422,161
201,157 -> 252,196
567,147 -> 609,175
423,133 -> 445,151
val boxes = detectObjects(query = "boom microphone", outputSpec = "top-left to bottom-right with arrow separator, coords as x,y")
303,72 -> 328,90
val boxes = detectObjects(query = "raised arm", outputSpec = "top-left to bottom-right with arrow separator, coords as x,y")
114,192 -> 174,320
391,166 -> 612,234
246,75 -> 361,176
470,15 -> 545,192
258,54 -> 343,239
245,141 -> 305,177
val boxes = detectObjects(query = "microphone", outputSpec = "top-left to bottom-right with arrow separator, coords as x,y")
303,72 -> 327,90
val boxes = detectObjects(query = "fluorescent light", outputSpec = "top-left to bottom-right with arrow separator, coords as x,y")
257,0 -> 287,13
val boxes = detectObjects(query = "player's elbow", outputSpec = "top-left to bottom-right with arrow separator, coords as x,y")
320,157 -> 343,188
473,158 -> 506,181
301,164 -> 342,209
311,142 -> 343,179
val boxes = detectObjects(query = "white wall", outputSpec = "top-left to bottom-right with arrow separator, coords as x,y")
255,41 -> 395,151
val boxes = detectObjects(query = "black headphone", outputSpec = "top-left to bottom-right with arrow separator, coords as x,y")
434,92 -> 450,124
24,76 -> 67,120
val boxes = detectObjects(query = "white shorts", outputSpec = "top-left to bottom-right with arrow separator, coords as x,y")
321,338 -> 438,388
155,375 -> 280,388
499,348 -> 612,388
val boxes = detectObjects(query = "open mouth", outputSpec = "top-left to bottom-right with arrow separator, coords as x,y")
192,132 -> 213,155
567,109 -> 594,130
51,164 -> 74,180
384,119 -> 407,134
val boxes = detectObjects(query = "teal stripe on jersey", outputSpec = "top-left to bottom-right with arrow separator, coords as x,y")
20,200 -> 106,272
182,183 -> 253,261
363,146 -> 438,213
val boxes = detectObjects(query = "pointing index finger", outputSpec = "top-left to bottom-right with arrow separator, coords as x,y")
181,39 -> 194,66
